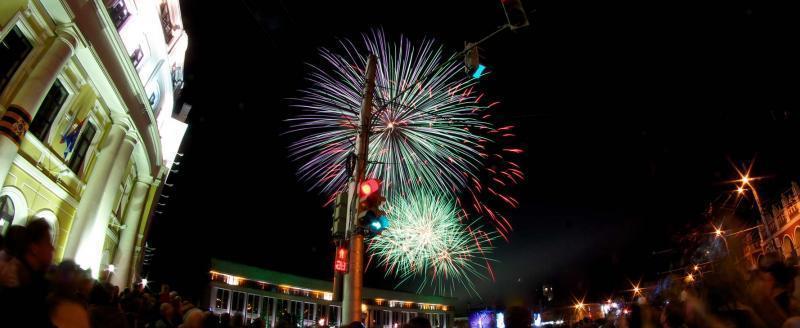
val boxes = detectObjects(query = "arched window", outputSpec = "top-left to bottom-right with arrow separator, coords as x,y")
0,187 -> 28,235
794,228 -> 800,255
783,236 -> 796,260
0,195 -> 14,235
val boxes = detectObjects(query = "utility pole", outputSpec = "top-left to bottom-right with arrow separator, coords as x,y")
342,54 -> 378,324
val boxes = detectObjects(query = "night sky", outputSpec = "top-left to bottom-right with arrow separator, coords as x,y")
148,0 -> 800,311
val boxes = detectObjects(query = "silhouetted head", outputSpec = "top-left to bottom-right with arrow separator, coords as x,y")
504,306 -> 531,328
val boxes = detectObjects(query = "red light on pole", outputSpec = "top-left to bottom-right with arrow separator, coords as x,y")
359,179 -> 380,199
334,246 -> 349,273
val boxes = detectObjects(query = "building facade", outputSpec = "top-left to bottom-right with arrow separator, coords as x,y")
207,259 -> 455,328
0,0 -> 189,288
742,181 -> 800,267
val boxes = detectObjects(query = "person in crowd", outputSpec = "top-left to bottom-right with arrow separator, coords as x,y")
180,298 -> 204,326
503,306 -> 531,328
202,311 -> 220,328
49,293 -> 91,328
160,283 -> 172,303
156,302 -> 178,328
0,218 -> 55,327
403,317 -> 431,328
220,312 -> 233,327
88,280 -> 127,327
232,312 -> 245,327
0,224 -> 27,287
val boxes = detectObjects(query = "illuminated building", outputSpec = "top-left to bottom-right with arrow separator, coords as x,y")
0,0 -> 188,286
207,259 -> 455,328
742,181 -> 800,266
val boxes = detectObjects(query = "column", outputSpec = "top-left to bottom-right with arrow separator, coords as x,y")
0,29 -> 77,185
69,127 -> 136,276
299,302 -> 304,326
63,123 -> 125,258
110,179 -> 150,287
271,298 -> 277,328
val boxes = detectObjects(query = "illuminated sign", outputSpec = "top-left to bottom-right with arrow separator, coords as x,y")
334,247 -> 348,272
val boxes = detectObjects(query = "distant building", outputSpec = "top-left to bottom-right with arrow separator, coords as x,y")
0,0 -> 189,287
744,181 -> 800,266
206,259 -> 455,328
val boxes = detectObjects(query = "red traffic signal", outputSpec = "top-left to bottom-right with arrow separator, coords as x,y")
358,179 -> 381,200
334,246 -> 348,272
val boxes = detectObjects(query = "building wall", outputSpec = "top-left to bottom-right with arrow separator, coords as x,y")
0,0 -> 188,286
209,283 -> 453,328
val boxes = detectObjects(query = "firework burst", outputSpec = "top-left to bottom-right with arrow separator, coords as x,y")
288,29 -> 491,200
368,189 -> 496,296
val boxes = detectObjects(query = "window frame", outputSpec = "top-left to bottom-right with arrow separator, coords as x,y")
28,78 -> 70,142
0,25 -> 34,96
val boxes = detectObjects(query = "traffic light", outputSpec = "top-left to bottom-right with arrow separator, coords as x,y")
334,246 -> 348,273
331,192 -> 348,238
500,0 -> 529,30
464,42 -> 486,79
465,42 -> 479,72
357,179 -> 387,234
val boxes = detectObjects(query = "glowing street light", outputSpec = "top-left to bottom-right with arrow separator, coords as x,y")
741,175 -> 750,185
685,273 -> 695,283
736,186 -> 745,194
693,264 -> 700,271
715,228 -> 723,237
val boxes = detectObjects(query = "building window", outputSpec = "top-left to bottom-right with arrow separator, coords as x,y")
171,64 -> 184,90
130,46 -> 144,68
247,294 -> 260,315
67,123 -> 97,174
159,1 -> 175,44
107,0 -> 131,29
329,305 -> 340,327
0,195 -> 15,235
147,86 -> 160,109
29,80 -> 68,141
231,291 -> 245,312
261,297 -> 274,322
215,288 -> 230,310
0,26 -> 33,95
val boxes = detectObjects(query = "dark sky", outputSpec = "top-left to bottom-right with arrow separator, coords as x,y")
147,0 -> 800,310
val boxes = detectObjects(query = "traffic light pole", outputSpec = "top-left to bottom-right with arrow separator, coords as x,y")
342,54 -> 378,325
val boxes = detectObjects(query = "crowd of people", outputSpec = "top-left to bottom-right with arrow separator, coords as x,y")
0,218 -> 267,327
545,252 -> 800,328
0,218 -> 443,328
10,216 -> 800,327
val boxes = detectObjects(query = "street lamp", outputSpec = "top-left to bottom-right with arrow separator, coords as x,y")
733,168 -> 773,252
740,175 -> 750,185
685,273 -> 695,283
